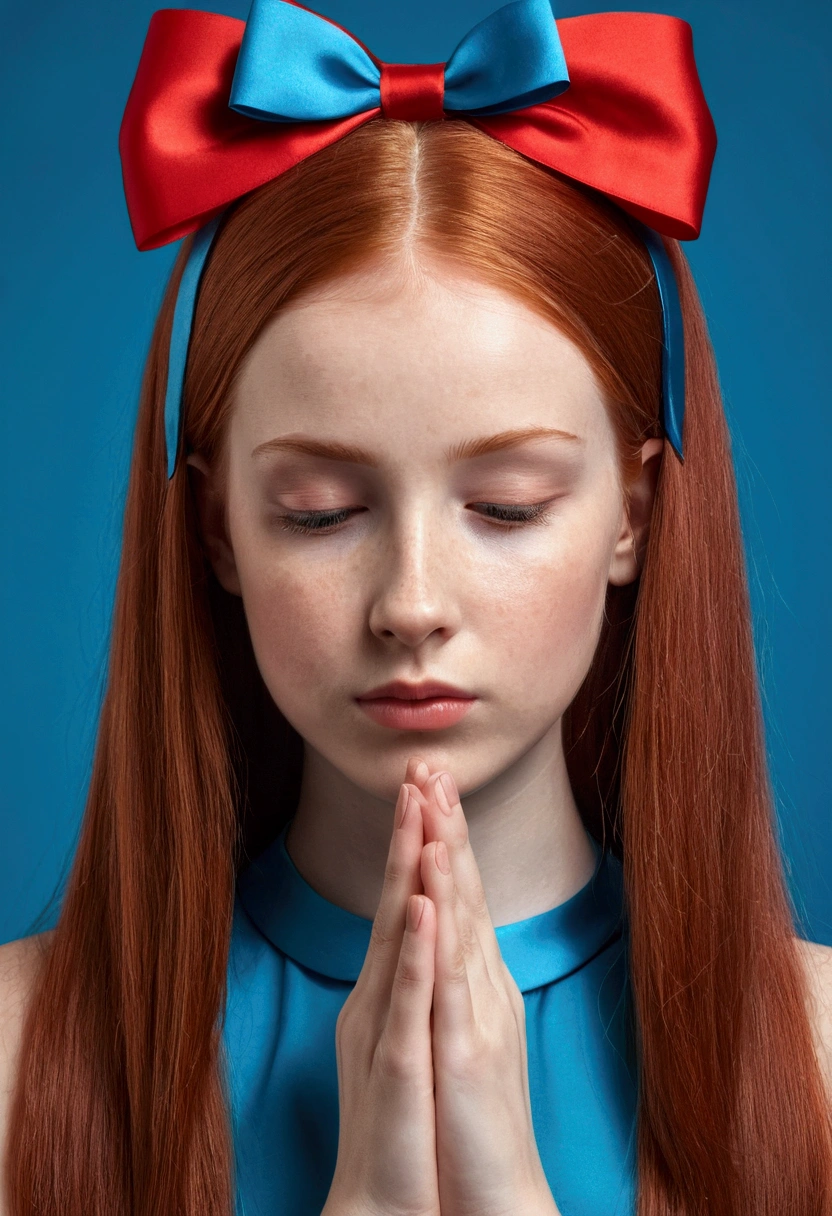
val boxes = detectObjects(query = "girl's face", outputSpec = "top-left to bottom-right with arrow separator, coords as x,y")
190,260 -> 661,802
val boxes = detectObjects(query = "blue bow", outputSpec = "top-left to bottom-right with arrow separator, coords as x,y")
229,0 -> 569,122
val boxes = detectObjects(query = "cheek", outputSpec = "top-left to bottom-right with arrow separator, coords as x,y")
483,522 -> 612,713
233,543 -> 357,719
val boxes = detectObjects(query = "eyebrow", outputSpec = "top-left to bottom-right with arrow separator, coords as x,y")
251,426 -> 583,465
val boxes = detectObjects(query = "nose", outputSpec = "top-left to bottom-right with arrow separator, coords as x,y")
366,499 -> 462,649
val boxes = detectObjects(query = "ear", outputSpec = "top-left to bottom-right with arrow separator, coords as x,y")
186,452 -> 243,597
607,437 -> 665,587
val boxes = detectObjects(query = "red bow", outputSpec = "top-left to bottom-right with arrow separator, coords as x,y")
119,5 -> 716,253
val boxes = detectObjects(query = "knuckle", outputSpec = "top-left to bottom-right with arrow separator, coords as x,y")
447,942 -> 468,983
443,1032 -> 484,1080
335,1001 -> 354,1042
334,1015 -> 349,1058
368,917 -> 399,960
375,1032 -> 423,1083
392,956 -> 426,996
336,993 -> 377,1059
470,884 -> 490,921
446,1014 -> 517,1077
383,854 -> 408,887
459,917 -> 477,956
336,988 -> 365,1031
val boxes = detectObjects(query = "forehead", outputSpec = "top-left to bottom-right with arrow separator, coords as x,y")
231,262 -> 614,460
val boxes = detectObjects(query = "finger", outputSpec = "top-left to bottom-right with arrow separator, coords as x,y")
421,839 -> 476,1037
424,772 -> 504,980
425,833 -> 492,992
406,754 -> 431,790
403,755 -> 426,787
382,892 -> 436,1066
359,783 -> 425,1001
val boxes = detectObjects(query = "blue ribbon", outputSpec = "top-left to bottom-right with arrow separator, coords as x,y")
628,219 -> 685,462
165,215 -> 222,480
229,0 -> 570,122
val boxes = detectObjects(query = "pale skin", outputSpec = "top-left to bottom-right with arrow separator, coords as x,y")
1,255 -> 832,1215
193,256 -> 654,930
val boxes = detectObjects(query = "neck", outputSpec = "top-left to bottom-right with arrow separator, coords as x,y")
283,722 -> 598,927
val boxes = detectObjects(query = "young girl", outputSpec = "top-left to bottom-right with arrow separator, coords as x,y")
2,2 -> 831,1214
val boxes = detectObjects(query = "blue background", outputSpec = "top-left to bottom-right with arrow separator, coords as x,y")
1,0 -> 830,946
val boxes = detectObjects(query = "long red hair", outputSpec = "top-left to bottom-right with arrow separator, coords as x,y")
7,119 -> 831,1215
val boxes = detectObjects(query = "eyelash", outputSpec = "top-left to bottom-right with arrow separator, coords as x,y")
276,501 -> 556,535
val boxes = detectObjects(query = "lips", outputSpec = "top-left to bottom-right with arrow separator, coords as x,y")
355,680 -> 477,731
356,679 -> 474,701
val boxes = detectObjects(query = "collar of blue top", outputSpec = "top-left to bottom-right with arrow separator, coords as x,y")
236,821 -> 627,993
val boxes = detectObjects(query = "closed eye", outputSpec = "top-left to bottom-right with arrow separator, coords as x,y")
275,501 -> 557,535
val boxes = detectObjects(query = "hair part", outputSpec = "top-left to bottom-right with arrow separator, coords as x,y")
7,118 -> 831,1215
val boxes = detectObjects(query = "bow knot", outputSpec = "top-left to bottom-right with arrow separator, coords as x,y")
228,0 -> 569,124
380,63 -> 446,123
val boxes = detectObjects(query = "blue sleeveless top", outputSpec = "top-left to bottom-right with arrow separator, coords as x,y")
222,822 -> 639,1216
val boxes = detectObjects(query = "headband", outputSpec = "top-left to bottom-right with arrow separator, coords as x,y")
119,0 -> 717,478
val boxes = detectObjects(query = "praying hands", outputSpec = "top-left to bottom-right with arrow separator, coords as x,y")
322,756 -> 561,1216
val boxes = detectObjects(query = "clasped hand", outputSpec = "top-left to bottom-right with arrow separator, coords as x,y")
325,757 -> 560,1216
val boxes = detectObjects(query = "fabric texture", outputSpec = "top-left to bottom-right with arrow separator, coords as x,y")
119,0 -> 716,475
222,821 -> 639,1216
120,3 -> 715,252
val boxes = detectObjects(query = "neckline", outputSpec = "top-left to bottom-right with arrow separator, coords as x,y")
237,821 -> 626,993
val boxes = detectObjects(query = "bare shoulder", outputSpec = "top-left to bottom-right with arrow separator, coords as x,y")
0,933 -> 54,1210
0,932 -> 52,1057
794,935 -> 832,1100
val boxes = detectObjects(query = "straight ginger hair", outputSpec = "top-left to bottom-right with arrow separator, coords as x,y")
7,118 -> 832,1215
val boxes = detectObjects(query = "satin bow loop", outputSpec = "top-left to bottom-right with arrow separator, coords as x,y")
229,0 -> 570,124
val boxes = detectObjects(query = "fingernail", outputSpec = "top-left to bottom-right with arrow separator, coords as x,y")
407,894 -> 425,931
397,786 -> 411,828
437,772 -> 456,815
415,760 -> 429,784
435,841 -> 451,874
